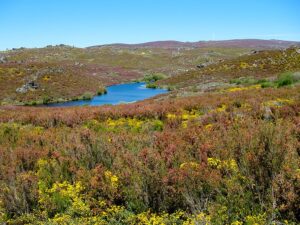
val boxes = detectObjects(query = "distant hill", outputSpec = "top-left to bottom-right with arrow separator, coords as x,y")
89,39 -> 300,49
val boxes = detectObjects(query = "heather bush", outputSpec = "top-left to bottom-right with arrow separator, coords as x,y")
0,85 -> 299,224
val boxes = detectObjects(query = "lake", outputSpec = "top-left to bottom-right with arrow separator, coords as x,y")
43,82 -> 168,107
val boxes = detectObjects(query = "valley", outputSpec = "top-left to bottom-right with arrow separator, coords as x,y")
0,39 -> 300,224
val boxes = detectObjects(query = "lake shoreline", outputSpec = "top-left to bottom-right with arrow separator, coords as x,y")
36,82 -> 168,107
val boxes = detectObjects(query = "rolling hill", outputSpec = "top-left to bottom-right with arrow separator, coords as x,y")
0,39 -> 299,105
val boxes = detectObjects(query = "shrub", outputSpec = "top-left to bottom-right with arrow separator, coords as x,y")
167,85 -> 175,91
275,72 -> 300,87
81,92 -> 94,100
276,72 -> 294,87
97,86 -> 107,95
261,81 -> 276,88
42,96 -> 51,104
146,83 -> 158,89
143,73 -> 167,83
230,77 -> 268,85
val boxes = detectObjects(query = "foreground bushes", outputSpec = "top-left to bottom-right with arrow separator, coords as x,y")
0,86 -> 300,224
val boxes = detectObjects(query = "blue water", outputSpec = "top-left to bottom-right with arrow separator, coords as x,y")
44,82 -> 168,107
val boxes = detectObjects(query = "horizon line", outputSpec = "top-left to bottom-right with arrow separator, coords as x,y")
1,38 -> 300,51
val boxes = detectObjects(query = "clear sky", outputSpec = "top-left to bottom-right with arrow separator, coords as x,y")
0,0 -> 299,50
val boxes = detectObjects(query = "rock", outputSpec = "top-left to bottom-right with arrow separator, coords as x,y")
197,63 -> 210,69
0,56 -> 7,63
16,81 -> 39,93
28,81 -> 39,89
197,64 -> 205,69
296,49 -> 300,54
263,106 -> 274,121
16,86 -> 26,93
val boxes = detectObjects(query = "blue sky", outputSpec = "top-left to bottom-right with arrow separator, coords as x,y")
0,0 -> 299,49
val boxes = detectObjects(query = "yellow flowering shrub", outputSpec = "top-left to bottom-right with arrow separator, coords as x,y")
38,180 -> 90,217
51,214 -> 72,224
245,213 -> 267,225
207,158 -> 238,173
207,157 -> 222,168
216,104 -> 227,112
205,124 -> 213,130
166,113 -> 177,119
128,210 -> 187,225
231,221 -> 243,225
43,75 -> 51,81
104,170 -> 119,189
180,162 -> 199,169
240,62 -> 250,69
182,121 -> 188,128
0,199 -> 7,223
167,110 -> 202,121
106,117 -> 143,132
263,98 -> 294,107
182,212 -> 211,225
226,84 -> 261,93
181,110 -> 199,120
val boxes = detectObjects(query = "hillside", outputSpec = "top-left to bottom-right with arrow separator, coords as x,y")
0,43 -> 251,105
0,39 -> 299,105
158,47 -> 300,92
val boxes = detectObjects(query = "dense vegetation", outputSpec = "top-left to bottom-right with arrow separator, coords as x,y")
0,42 -> 300,224
0,82 -> 299,224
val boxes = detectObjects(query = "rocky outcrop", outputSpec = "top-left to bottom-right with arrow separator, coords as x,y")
16,81 -> 39,93
0,56 -> 7,63
15,67 -> 63,94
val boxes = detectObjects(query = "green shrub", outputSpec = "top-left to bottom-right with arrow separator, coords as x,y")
230,77 -> 268,85
152,120 -> 164,131
276,72 -> 294,87
25,100 -> 39,106
256,79 -> 268,84
231,72 -> 300,89
261,81 -> 276,88
81,92 -> 94,100
167,85 -> 175,91
42,96 -> 51,104
143,73 -> 167,83
97,86 -> 107,95
146,83 -> 158,89
275,71 -> 300,88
